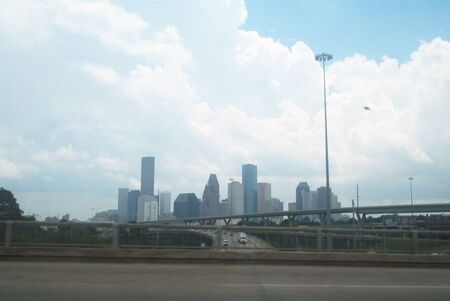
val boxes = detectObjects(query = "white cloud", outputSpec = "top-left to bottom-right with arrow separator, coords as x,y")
55,144 -> 90,161
80,63 -> 120,85
0,0 -> 190,64
0,158 -> 23,179
1,0 -> 449,219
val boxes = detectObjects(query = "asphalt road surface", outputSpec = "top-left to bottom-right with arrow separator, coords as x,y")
1,261 -> 450,301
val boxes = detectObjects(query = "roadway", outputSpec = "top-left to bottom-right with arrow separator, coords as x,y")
221,231 -> 273,249
1,262 -> 449,301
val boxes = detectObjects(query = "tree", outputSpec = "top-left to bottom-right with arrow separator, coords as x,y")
0,187 -> 23,220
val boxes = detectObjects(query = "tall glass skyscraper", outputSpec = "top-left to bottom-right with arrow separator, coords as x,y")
296,182 -> 311,210
141,156 -> 155,196
242,164 -> 257,214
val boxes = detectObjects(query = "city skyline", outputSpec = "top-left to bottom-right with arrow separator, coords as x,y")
1,1 -> 449,220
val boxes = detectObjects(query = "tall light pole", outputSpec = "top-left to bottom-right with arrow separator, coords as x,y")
315,52 -> 333,228
408,176 -> 414,219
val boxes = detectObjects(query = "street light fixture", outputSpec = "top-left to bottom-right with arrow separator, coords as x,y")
315,52 -> 333,228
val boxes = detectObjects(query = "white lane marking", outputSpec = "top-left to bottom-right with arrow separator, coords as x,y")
221,284 -> 450,289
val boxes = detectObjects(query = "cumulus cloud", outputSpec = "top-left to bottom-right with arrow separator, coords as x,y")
0,158 -> 23,179
80,63 -> 120,85
0,0 -> 449,219
0,0 -> 190,64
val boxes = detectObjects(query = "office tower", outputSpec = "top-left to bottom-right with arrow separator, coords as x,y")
141,156 -> 155,196
296,182 -> 311,210
228,181 -> 243,215
257,182 -> 271,213
159,191 -> 171,215
317,186 -> 338,210
173,193 -> 200,219
127,190 -> 140,222
219,199 -> 231,216
269,198 -> 283,223
137,195 -> 158,222
117,188 -> 129,223
288,202 -> 297,211
311,191 -> 318,209
242,163 -> 257,214
270,198 -> 283,212
200,174 -> 220,217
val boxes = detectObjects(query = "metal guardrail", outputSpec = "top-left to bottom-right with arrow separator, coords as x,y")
1,221 -> 449,254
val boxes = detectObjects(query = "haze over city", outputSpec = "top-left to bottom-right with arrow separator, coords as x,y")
1,0 -> 449,220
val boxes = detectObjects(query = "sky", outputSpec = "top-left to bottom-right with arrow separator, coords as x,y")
0,0 -> 449,220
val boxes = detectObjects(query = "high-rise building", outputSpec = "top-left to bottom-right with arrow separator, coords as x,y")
117,188 -> 129,223
127,190 -> 140,222
288,202 -> 297,211
311,191 -> 318,210
316,186 -> 339,214
137,195 -> 158,222
219,199 -> 231,216
242,164 -> 257,214
228,181 -> 243,215
257,182 -> 271,213
141,156 -> 155,196
173,193 -> 200,219
159,191 -> 171,215
296,182 -> 311,210
200,174 -> 220,217
269,198 -> 283,212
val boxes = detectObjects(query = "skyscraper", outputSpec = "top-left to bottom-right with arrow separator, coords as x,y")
257,182 -> 271,213
228,181 -> 243,215
242,163 -> 257,214
173,193 -> 200,219
127,190 -> 140,222
117,188 -> 129,223
137,195 -> 158,222
201,174 -> 220,217
296,182 -> 311,210
159,191 -> 171,215
141,156 -> 155,196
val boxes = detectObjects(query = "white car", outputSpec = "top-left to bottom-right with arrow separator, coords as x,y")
238,232 -> 247,244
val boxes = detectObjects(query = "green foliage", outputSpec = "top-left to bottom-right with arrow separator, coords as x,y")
0,187 -> 23,220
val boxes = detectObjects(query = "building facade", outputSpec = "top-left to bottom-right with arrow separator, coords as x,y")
137,195 -> 158,222
159,191 -> 171,215
127,190 -> 140,222
257,182 -> 271,213
141,156 -> 155,197
173,193 -> 200,219
228,181 -> 243,215
296,182 -> 311,211
117,188 -> 129,223
200,174 -> 220,217
242,164 -> 257,214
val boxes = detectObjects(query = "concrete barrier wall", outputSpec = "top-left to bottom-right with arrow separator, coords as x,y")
1,247 -> 449,267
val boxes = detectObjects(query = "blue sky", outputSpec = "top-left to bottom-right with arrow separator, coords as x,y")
243,0 -> 450,61
0,0 -> 449,220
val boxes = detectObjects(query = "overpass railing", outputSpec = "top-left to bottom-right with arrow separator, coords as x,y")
1,221 -> 449,255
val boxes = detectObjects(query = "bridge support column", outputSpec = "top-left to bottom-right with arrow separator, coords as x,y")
356,213 -> 363,228
224,218 -> 231,226
216,226 -> 223,249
